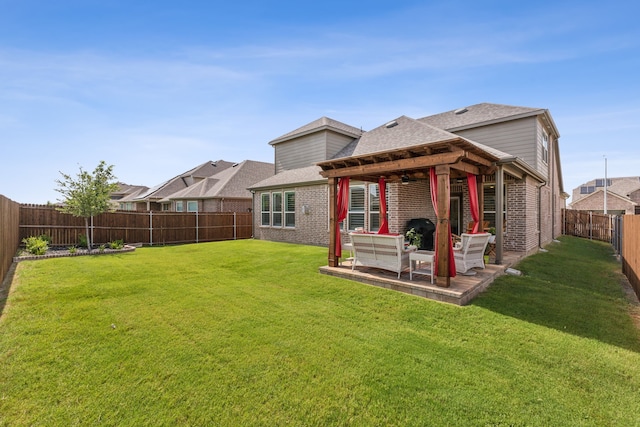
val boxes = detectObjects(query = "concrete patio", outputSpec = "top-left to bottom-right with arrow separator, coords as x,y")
319,251 -> 524,306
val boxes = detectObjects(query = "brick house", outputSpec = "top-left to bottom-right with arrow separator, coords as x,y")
119,159 -> 274,213
249,103 -> 567,281
570,177 -> 640,215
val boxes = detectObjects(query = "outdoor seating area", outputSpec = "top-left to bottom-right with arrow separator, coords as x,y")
349,233 -> 417,279
321,249 -> 523,305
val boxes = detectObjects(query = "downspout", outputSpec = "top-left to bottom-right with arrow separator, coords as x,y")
537,181 -> 546,249
250,191 -> 255,238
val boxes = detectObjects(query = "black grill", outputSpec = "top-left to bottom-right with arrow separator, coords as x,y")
406,218 -> 436,250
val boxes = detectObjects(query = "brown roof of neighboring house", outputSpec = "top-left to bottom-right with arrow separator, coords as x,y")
164,160 -> 274,200
269,116 -> 363,145
135,160 -> 235,201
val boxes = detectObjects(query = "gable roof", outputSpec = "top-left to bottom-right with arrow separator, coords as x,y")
269,116 -> 363,145
571,187 -> 637,207
249,165 -> 326,190
134,160 -> 235,201
572,176 -> 640,203
331,115 -> 510,161
164,160 -> 274,200
419,103 -> 557,135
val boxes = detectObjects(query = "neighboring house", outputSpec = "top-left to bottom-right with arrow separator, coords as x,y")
160,160 -> 275,213
249,103 -> 567,264
570,176 -> 640,215
112,183 -> 150,211
130,160 -> 236,211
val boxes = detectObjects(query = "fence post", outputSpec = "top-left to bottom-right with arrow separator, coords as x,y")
195,211 -> 199,243
233,212 -> 237,240
589,211 -> 592,240
149,211 -> 153,246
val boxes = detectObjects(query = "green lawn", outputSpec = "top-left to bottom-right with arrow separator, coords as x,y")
1,236 -> 639,426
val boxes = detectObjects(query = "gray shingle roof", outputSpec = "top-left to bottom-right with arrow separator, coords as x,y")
269,117 -> 363,145
419,103 -> 545,131
348,116 -> 461,157
249,165 -> 325,190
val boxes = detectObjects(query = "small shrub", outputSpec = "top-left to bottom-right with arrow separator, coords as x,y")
68,246 -> 77,254
98,245 -> 106,253
109,239 -> 124,250
38,234 -> 52,244
22,236 -> 49,256
78,234 -> 88,248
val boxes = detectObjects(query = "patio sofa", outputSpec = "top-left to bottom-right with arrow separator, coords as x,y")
349,233 -> 416,279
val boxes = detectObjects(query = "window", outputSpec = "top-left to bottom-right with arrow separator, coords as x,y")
595,179 -> 612,187
272,192 -> 283,227
284,191 -> 295,228
347,185 -> 365,231
261,193 -> 270,226
119,202 -> 134,211
175,201 -> 184,212
483,184 -> 507,229
187,201 -> 198,212
541,130 -> 549,164
161,203 -> 170,211
580,186 -> 595,194
369,185 -> 380,232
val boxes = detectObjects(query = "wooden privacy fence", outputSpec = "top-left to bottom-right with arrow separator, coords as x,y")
1,195 -> 20,286
19,205 -> 253,247
562,209 -> 615,243
622,215 -> 640,298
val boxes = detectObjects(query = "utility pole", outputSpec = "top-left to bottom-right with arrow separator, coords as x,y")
604,155 -> 608,214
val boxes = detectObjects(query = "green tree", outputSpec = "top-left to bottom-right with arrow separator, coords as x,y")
55,161 -> 119,250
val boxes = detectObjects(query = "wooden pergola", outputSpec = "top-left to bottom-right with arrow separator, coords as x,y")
318,137 -> 500,287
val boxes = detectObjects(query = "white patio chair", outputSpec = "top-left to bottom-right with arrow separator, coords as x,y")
453,233 -> 491,274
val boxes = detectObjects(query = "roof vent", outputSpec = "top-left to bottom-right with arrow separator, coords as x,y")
385,120 -> 398,128
454,107 -> 468,115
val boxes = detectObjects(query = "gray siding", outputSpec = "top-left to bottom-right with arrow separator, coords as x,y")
275,132 -> 327,173
455,117 -> 538,170
274,130 -> 356,173
326,131 -> 356,160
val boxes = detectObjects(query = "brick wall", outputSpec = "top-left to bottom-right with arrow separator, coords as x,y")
571,191 -> 634,214
253,184 -> 329,246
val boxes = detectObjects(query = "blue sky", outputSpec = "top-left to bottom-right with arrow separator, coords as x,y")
1,0 -> 639,203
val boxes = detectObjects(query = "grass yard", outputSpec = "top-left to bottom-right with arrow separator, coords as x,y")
1,236 -> 639,426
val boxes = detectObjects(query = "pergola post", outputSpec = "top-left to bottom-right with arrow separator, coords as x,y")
477,174 -> 485,226
495,165 -> 504,264
435,165 -> 451,288
328,177 -> 339,267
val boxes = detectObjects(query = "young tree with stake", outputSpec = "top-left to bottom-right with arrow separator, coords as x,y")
55,161 -> 119,250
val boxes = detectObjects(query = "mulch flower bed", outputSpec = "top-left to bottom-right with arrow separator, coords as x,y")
14,245 -> 136,262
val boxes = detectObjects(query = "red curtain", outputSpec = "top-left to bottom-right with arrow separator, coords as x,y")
467,173 -> 480,234
429,168 -> 456,278
335,177 -> 350,258
377,177 -> 389,234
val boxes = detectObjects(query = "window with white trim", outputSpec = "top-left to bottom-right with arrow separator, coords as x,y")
542,130 -> 549,164
347,185 -> 365,231
161,203 -> 170,211
284,191 -> 295,228
483,184 -> 507,229
272,192 -> 283,227
187,201 -> 198,212
175,201 -> 184,212
369,185 -> 380,232
261,193 -> 270,226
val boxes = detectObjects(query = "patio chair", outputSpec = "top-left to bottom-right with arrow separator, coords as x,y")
453,233 -> 491,274
465,221 -> 490,234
